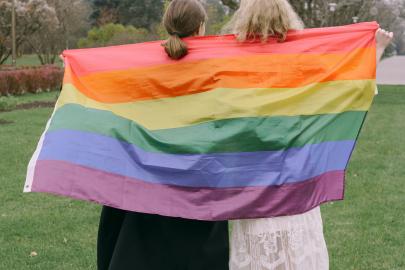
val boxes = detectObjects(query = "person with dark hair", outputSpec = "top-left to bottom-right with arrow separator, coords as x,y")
96,1 -> 229,269
162,0 -> 207,59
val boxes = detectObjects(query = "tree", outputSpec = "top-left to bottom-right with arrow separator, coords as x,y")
46,0 -> 91,49
288,0 -> 401,28
0,1 -> 12,64
0,0 -> 89,65
0,0 -> 58,64
117,0 -> 165,29
26,19 -> 62,64
24,0 -> 91,64
204,0 -> 230,35
90,0 -> 165,30
90,0 -> 121,26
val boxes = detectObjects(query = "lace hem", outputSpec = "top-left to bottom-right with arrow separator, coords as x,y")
230,207 -> 329,270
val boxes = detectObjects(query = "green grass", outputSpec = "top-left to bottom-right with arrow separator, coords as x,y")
3,54 -> 63,67
0,86 -> 404,269
0,92 -> 60,111
7,91 -> 60,104
0,92 -> 98,269
323,85 -> 405,270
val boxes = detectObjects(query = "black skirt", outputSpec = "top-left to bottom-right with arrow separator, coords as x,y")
97,206 -> 229,270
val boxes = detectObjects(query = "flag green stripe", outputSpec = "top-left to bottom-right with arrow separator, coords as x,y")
48,104 -> 366,154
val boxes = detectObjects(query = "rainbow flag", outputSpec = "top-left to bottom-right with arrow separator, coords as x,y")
24,22 -> 378,220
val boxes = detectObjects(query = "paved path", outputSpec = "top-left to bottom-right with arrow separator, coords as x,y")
377,56 -> 405,85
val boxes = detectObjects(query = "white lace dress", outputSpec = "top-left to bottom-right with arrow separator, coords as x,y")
229,207 -> 329,270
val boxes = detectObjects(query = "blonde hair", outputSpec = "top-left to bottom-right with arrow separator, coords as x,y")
223,0 -> 304,42
162,0 -> 207,59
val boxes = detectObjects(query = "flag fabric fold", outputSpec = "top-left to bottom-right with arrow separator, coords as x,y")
25,22 -> 378,221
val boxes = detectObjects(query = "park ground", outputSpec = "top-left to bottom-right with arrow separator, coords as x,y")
0,86 -> 404,269
3,54 -> 63,68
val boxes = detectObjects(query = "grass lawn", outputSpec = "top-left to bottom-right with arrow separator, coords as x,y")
0,86 -> 404,269
3,54 -> 63,67
0,92 -> 60,111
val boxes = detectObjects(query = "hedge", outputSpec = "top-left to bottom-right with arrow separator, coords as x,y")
0,65 -> 63,96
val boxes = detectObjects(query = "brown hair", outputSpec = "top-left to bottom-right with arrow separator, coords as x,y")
223,0 -> 304,42
162,0 -> 207,59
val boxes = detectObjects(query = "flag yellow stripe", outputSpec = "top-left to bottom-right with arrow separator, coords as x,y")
57,79 -> 375,130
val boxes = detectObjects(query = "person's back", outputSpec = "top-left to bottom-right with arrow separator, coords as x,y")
224,1 -> 393,270
97,1 -> 230,270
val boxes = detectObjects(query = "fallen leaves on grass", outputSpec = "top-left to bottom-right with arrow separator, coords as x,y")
29,251 -> 38,257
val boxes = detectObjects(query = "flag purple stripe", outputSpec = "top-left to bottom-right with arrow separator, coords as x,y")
32,160 -> 345,220
38,130 -> 354,188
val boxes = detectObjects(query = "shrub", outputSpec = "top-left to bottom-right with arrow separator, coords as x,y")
78,23 -> 153,48
0,65 -> 63,96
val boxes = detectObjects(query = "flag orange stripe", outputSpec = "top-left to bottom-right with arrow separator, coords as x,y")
64,47 -> 376,104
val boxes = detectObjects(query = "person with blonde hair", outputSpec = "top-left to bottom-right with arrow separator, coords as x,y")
224,0 -> 393,269
223,0 -> 304,40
